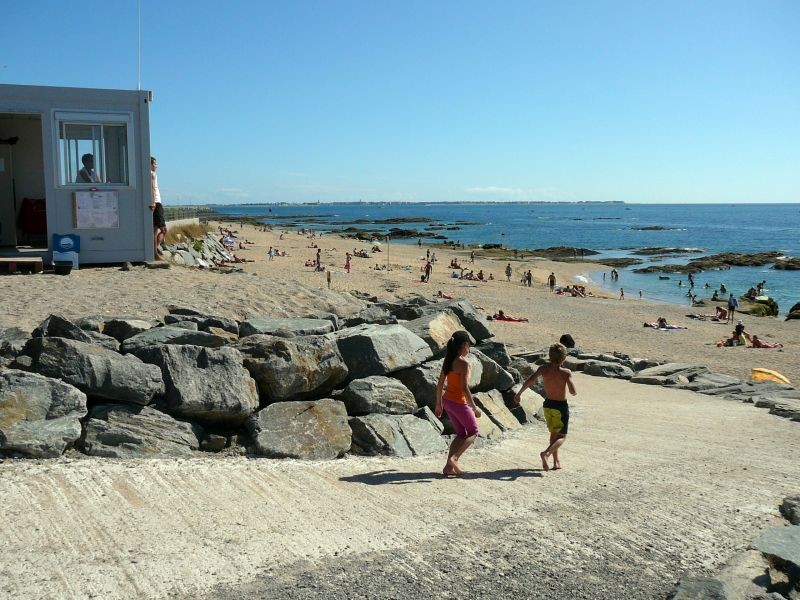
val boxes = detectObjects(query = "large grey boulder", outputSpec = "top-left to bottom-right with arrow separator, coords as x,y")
237,334 -> 348,402
333,324 -> 432,380
474,390 -> 521,431
475,408 -> 503,440
393,355 -> 483,410
635,362 -> 710,380
80,404 -> 202,458
0,369 -> 87,457
508,357 -> 536,381
414,406 -> 444,434
503,384 -> 545,424
440,300 -> 494,342
32,314 -> 93,344
24,337 -> 164,405
102,318 -> 154,342
302,311 -> 341,331
677,373 -> 742,392
583,360 -> 634,380
164,313 -> 238,335
248,399 -> 351,460
341,376 -> 417,415
781,496 -> 800,525
239,317 -> 334,339
343,305 -> 396,327
401,310 -> 465,354
472,349 -> 515,392
0,325 -> 30,358
766,399 -> 800,421
476,341 -> 512,367
349,413 -> 447,457
83,330 -> 121,351
120,326 -> 229,353
667,574 -> 727,599
750,525 -> 800,570
135,345 -> 258,425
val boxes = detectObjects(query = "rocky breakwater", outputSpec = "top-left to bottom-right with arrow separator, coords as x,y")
634,251 -> 785,274
512,347 -> 799,423
160,232 -> 244,271
1,296 -> 545,461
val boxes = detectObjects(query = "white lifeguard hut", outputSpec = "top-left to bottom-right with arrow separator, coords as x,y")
0,83 -> 155,266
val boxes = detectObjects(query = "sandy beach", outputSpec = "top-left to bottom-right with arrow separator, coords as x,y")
2,220 -> 797,383
1,221 -> 798,599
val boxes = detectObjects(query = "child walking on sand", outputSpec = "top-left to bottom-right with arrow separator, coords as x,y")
435,331 -> 482,477
514,342 -> 576,471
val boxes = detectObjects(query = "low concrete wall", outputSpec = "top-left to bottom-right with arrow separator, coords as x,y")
165,217 -> 200,229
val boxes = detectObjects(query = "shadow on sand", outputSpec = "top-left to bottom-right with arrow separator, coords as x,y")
339,468 -> 544,486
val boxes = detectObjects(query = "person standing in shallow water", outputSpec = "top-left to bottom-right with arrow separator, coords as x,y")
435,331 -> 481,477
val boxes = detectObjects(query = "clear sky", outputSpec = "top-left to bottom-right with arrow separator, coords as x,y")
3,1 -> 799,204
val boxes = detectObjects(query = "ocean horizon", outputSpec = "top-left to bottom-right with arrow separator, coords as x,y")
211,202 -> 800,314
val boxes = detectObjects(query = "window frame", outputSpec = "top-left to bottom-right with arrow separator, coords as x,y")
53,110 -> 136,189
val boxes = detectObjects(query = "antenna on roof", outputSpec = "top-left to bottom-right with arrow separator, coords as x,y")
137,0 -> 142,90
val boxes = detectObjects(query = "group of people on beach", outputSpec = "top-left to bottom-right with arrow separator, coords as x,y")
436,332 -> 576,476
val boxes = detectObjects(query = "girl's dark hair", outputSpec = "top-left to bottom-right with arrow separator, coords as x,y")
441,330 -> 473,375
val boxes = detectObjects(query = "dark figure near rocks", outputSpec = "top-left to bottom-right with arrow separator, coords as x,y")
559,334 -> 576,349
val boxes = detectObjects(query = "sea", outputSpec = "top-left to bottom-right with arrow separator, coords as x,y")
211,203 -> 800,314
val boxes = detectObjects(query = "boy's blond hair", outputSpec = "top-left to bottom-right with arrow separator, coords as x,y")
548,342 -> 567,364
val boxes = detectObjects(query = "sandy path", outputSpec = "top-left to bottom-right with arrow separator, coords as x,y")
1,374 -> 796,599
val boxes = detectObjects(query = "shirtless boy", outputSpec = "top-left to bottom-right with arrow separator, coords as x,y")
513,342 -> 576,471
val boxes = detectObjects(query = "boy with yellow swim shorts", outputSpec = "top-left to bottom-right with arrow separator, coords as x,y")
514,342 -> 577,471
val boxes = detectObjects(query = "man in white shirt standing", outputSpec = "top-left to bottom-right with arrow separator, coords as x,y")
149,156 -> 166,260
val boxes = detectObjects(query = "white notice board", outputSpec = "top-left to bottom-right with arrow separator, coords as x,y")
73,191 -> 120,229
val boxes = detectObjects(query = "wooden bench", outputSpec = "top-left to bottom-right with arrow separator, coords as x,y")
0,257 -> 44,274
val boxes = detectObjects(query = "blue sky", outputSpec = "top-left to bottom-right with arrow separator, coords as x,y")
3,1 -> 799,204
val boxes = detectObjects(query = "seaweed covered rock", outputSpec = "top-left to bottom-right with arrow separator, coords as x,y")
785,301 -> 800,321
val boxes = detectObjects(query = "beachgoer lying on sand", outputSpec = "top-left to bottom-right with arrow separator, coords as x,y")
437,290 -> 454,300
716,323 -> 751,347
304,259 -> 316,267
491,310 -> 529,322
715,306 -> 728,320
749,335 -> 783,349
644,317 -> 687,330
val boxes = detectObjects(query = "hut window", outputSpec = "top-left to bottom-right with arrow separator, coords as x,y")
58,121 -> 130,186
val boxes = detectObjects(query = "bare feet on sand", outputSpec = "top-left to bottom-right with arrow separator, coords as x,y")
540,451 -> 550,471
443,458 -> 463,477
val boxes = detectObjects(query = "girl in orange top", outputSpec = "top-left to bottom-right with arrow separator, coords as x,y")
435,330 -> 481,477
